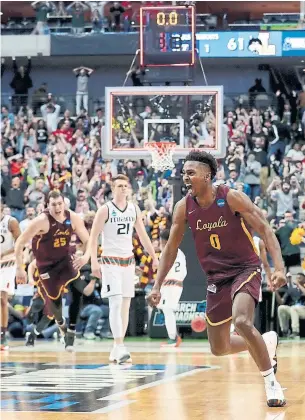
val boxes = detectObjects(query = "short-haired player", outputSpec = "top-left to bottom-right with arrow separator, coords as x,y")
157,229 -> 187,347
74,175 -> 159,364
148,150 -> 286,407
15,191 -> 91,351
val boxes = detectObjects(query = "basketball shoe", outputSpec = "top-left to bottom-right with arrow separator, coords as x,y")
109,345 -> 132,364
64,330 -> 75,352
265,380 -> 286,407
262,331 -> 278,374
25,326 -> 36,347
161,336 -> 182,348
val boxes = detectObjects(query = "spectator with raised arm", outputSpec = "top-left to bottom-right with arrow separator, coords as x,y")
31,1 -> 55,34
67,1 -> 89,35
40,98 -> 61,133
73,66 -> 94,116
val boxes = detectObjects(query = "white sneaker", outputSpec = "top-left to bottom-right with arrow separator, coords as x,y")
109,346 -> 117,363
109,345 -> 132,364
262,331 -> 278,373
265,380 -> 286,407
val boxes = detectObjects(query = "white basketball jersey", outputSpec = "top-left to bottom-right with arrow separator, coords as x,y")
0,215 -> 14,254
102,201 -> 137,257
164,248 -> 187,282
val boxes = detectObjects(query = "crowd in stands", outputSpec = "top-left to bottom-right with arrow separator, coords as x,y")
1,63 -> 305,340
2,1 -> 304,35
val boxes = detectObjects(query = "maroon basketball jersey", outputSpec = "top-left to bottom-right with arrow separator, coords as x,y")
186,185 -> 260,281
32,210 -> 74,270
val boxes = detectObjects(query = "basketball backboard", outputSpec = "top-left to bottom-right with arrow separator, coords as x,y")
103,86 -> 225,160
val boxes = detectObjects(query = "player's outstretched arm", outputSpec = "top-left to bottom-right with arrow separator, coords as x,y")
147,199 -> 186,307
227,189 -> 286,291
73,206 -> 108,277
14,215 -> 48,283
134,205 -> 159,269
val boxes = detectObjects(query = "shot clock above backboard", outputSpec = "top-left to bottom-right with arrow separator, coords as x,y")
140,6 -> 196,67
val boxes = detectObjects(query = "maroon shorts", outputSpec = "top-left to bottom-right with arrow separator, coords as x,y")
36,284 -> 54,319
37,257 -> 80,300
205,268 -> 262,326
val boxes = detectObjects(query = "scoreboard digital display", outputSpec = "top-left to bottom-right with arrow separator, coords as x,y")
140,6 -> 196,67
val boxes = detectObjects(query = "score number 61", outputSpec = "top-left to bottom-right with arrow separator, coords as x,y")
227,38 -> 245,51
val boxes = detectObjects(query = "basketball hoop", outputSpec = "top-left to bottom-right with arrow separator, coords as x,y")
145,142 -> 176,171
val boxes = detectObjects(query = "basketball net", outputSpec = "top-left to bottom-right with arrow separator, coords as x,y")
144,142 -> 176,171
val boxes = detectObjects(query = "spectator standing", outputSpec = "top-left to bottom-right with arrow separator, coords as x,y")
31,1 -> 55,34
67,1 -> 89,35
40,101 -> 61,133
73,66 -> 94,116
109,2 -> 125,31
243,152 -> 262,202
252,137 -> 269,195
91,9 -> 103,33
36,119 -> 48,154
268,180 -> 299,221
3,176 -> 28,222
10,57 -> 33,113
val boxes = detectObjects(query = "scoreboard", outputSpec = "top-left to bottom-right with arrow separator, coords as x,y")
140,6 -> 196,67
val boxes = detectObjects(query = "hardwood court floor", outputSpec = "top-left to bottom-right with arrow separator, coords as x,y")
1,338 -> 304,420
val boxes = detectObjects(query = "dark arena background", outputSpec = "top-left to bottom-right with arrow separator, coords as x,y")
0,1 -> 305,419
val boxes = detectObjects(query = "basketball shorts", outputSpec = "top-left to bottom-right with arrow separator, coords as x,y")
158,279 -> 183,311
33,287 -> 54,319
37,257 -> 80,300
205,267 -> 262,326
0,260 -> 16,295
101,256 -> 135,298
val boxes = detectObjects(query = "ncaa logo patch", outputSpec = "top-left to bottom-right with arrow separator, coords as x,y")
111,210 -> 117,216
65,220 -> 71,225
216,199 -> 225,207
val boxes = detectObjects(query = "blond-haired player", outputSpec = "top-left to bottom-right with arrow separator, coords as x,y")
74,174 -> 159,363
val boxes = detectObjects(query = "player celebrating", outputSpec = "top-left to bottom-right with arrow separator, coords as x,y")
74,174 -> 159,364
15,190 -> 90,351
148,150 -> 286,407
157,229 -> 187,347
0,201 -> 21,351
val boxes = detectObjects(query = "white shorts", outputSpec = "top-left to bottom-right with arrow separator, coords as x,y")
101,263 -> 135,298
158,282 -> 183,311
0,263 -> 16,295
